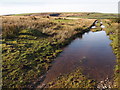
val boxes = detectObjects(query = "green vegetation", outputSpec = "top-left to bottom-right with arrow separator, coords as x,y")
64,13 -> 118,19
46,69 -> 96,88
2,29 -> 63,88
11,12 -> 118,19
12,13 -> 34,16
2,16 -> 94,88
91,28 -> 102,32
54,18 -> 74,23
2,13 -> 119,88
103,19 -> 120,88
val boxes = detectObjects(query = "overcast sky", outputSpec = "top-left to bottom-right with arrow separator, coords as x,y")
0,0 -> 119,15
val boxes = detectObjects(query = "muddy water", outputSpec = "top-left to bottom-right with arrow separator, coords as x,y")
43,31 -> 116,84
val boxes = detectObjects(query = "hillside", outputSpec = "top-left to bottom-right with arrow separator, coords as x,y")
10,12 -> 118,19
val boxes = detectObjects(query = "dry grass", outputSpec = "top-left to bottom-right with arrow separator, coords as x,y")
2,16 -> 55,38
2,16 -> 95,41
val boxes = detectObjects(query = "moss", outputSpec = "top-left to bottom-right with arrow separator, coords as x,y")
46,69 -> 97,88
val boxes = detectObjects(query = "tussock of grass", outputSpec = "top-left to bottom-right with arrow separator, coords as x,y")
2,16 -> 56,38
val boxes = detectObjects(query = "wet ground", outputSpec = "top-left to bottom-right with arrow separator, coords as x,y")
42,30 -> 116,85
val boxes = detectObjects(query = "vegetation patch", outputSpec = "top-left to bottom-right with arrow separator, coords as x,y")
2,16 -> 94,88
45,69 -> 97,88
103,19 -> 120,88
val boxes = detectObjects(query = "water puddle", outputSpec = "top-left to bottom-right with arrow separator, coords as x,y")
42,30 -> 116,85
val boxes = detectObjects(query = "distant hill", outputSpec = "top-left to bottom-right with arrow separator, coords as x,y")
9,12 -> 118,19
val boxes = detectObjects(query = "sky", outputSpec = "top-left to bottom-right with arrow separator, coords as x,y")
0,0 -> 119,15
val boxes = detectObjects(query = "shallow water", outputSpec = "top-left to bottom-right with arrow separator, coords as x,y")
43,31 -> 116,84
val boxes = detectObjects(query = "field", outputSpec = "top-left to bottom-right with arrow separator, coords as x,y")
2,16 -> 95,88
11,12 -> 118,19
1,13 -> 120,89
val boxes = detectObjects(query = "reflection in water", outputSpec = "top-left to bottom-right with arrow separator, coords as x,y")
91,26 -> 96,29
43,31 -> 116,84
100,25 -> 105,28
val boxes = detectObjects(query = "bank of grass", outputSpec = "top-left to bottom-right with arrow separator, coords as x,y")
103,19 -> 120,88
2,16 -> 95,88
45,69 -> 97,88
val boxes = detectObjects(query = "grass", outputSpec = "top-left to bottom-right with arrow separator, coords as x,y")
2,16 -> 95,88
2,29 -> 63,88
10,12 -> 118,19
54,18 -> 74,23
46,69 -> 97,88
2,16 -> 56,38
2,14 -> 120,88
12,13 -> 34,16
2,15 -> 120,88
64,13 -> 118,19
102,19 -> 120,88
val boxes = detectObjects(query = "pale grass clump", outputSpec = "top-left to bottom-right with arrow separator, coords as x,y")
2,16 -> 56,38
